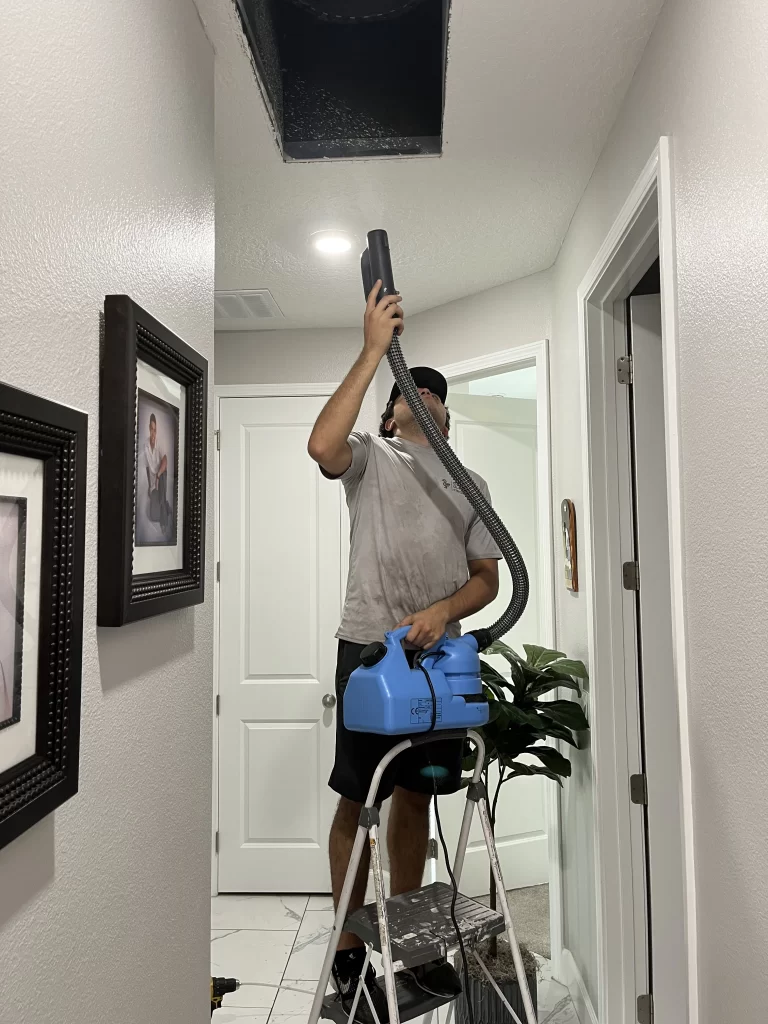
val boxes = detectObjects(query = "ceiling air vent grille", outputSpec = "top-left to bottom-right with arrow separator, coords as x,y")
214,289 -> 284,329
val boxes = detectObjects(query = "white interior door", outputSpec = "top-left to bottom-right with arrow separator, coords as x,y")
435,392 -> 548,896
218,395 -> 341,892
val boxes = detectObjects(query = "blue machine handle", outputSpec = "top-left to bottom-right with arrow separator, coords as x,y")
385,625 -> 448,654
387,625 -> 412,644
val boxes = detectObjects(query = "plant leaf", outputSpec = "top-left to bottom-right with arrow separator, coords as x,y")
547,658 -> 589,680
488,646 -> 526,671
526,766 -> 564,786
487,699 -> 505,724
485,640 -> 518,657
538,700 -> 589,731
523,644 -> 567,669
528,676 -> 581,699
497,704 -> 542,729
483,679 -> 507,702
534,720 -> 579,747
506,762 -> 565,786
526,744 -> 572,777
480,662 -> 513,690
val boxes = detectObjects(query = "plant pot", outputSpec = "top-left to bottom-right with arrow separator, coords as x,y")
453,970 -> 538,1024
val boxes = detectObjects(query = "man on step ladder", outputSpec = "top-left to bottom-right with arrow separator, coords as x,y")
308,286 -> 501,1023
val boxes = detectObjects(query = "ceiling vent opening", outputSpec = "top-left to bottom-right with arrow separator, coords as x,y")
214,289 -> 284,330
234,0 -> 450,161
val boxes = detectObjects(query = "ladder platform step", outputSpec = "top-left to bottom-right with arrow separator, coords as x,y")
344,881 -> 506,969
320,971 -> 453,1023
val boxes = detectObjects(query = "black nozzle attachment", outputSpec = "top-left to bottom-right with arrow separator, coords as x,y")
468,628 -> 493,653
361,229 -> 396,302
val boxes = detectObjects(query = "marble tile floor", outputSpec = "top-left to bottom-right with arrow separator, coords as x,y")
211,894 -> 579,1024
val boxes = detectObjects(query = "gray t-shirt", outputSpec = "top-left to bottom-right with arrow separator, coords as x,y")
333,432 -> 501,644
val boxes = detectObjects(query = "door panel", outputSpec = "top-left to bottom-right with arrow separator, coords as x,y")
218,396 -> 341,892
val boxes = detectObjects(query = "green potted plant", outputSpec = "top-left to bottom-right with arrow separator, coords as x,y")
454,640 -> 590,1024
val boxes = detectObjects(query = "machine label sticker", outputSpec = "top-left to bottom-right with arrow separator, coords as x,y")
410,698 -> 442,724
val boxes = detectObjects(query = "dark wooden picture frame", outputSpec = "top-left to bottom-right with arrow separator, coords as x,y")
0,382 -> 87,852
98,295 -> 208,626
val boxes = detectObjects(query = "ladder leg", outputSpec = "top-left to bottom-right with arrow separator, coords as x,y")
476,795 -> 537,1024
451,794 -> 475,887
308,823 -> 370,1024
370,821 -> 400,1024
346,945 -> 374,1024
454,729 -> 486,885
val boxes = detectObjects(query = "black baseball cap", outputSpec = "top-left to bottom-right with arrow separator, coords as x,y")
388,367 -> 448,406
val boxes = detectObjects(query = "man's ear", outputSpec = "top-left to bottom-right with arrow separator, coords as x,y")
385,417 -> 395,433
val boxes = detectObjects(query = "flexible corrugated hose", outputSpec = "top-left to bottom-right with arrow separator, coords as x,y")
386,331 -> 529,648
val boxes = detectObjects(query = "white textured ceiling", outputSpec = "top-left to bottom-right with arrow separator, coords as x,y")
200,0 -> 664,330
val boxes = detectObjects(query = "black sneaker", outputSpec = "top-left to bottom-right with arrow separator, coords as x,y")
332,948 -> 389,1023
404,958 -> 463,999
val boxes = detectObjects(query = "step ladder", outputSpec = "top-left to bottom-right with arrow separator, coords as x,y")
308,729 -> 538,1024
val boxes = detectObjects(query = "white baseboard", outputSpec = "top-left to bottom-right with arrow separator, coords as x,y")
212,868 -> 391,901
562,948 -> 598,1024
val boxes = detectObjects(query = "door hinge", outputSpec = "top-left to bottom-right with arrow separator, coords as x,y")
617,354 -> 633,384
637,993 -> 653,1024
630,773 -> 648,806
215,429 -> 220,451
216,561 -> 220,583
215,831 -> 220,854
215,694 -> 220,716
623,560 -> 640,591
427,838 -> 439,860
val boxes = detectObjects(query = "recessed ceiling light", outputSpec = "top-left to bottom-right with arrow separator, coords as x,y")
311,231 -> 353,254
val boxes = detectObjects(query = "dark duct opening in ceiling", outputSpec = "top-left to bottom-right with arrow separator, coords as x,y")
235,0 -> 449,161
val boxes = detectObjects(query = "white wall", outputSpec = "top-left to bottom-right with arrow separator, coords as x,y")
550,0 -> 768,1019
216,328 -> 361,386
0,2 -> 215,1022
376,270 -> 553,411
215,328 -> 378,431
213,269 -> 551,432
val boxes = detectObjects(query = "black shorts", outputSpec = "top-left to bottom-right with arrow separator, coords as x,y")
328,639 -> 464,804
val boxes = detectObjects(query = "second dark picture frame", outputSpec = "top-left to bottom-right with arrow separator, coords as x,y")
98,295 -> 208,627
0,382 -> 87,851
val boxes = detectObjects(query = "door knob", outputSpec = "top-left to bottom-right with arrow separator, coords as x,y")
322,693 -> 337,709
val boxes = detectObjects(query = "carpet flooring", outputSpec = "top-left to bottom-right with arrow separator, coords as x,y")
476,883 -> 550,959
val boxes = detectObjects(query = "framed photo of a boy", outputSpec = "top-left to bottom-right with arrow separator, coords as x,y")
135,388 -> 180,550
98,295 -> 207,626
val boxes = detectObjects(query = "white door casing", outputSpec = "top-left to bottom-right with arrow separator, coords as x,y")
576,139 -> 695,1024
217,395 -> 341,892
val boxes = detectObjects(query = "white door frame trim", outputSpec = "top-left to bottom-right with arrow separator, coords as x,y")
576,138 -> 697,1023
439,341 -> 561,974
211,381 -> 339,896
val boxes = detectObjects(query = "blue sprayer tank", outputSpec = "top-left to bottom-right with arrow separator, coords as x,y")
342,626 -> 489,736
